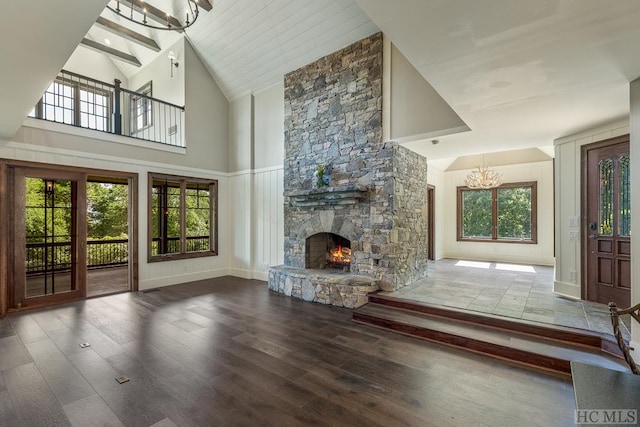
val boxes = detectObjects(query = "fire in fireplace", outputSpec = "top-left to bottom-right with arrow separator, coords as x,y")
305,233 -> 351,270
327,245 -> 351,267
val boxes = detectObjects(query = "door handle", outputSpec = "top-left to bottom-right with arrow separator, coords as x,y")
589,234 -> 598,240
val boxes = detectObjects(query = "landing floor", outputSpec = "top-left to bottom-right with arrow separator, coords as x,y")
385,259 -> 630,338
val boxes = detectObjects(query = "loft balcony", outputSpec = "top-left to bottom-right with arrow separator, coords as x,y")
28,70 -> 185,148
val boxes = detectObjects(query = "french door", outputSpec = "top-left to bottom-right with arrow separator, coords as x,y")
583,136 -> 631,307
9,167 -> 87,309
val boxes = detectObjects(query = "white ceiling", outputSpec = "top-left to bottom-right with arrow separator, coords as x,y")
185,0 -> 379,100
355,0 -> 640,159
4,0 -> 640,163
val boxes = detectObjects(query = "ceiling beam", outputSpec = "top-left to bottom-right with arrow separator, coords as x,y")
94,16 -> 160,52
80,38 -> 141,67
192,0 -> 212,12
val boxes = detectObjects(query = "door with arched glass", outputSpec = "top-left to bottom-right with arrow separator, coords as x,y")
584,136 -> 630,307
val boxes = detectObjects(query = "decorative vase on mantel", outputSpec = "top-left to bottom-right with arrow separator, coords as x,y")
314,164 -> 329,188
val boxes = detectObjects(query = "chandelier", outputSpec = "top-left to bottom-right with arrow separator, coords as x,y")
107,0 -> 200,31
465,157 -> 502,189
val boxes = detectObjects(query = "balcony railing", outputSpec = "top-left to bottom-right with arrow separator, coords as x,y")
26,239 -> 129,275
151,236 -> 210,255
29,70 -> 185,148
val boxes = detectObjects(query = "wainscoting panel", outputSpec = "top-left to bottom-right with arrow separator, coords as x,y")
253,167 -> 284,280
228,167 -> 284,281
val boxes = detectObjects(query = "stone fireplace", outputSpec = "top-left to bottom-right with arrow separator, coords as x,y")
268,33 -> 428,308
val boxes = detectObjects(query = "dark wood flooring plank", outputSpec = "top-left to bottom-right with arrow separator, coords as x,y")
0,318 -> 15,339
24,338 -> 96,407
8,314 -> 48,344
0,375 -> 19,427
0,389 -> 19,427
3,363 -> 71,426
0,335 -> 33,372
62,394 -> 125,427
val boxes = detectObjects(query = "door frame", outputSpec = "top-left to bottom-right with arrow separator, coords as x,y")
427,185 -> 435,261
0,159 -> 138,314
580,134 -> 630,301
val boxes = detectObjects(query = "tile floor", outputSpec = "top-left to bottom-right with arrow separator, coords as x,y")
385,258 -> 630,338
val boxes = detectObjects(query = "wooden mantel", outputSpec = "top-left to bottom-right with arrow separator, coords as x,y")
285,184 -> 368,207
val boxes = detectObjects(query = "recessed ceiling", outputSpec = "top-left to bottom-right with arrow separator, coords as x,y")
356,0 -> 640,159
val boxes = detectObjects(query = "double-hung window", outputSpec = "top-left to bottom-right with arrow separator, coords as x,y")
30,75 -> 110,131
457,182 -> 537,243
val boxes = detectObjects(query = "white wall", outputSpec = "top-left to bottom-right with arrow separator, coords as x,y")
388,43 -> 468,142
442,160 -> 555,266
426,163 -> 446,260
228,94 -> 254,173
227,83 -> 285,280
553,119 -> 629,298
63,48 -> 129,87
129,38 -> 184,105
185,40 -> 229,173
254,83 -> 285,169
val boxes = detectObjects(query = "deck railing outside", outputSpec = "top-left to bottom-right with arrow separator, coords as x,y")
26,236 -> 209,275
26,239 -> 129,275
29,70 -> 185,148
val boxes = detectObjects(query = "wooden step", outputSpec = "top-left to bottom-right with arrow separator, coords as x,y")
367,293 -> 622,356
353,297 -> 629,377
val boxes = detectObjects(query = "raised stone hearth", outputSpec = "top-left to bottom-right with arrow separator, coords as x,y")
268,267 -> 378,308
268,32 -> 428,308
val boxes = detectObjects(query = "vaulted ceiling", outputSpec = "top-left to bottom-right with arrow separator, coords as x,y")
3,0 -> 640,162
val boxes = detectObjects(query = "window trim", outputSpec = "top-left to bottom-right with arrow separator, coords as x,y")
456,181 -> 538,244
34,77 -> 112,131
147,172 -> 218,262
131,81 -> 153,134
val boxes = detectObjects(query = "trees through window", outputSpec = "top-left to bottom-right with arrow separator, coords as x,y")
457,182 -> 537,243
149,173 -> 217,261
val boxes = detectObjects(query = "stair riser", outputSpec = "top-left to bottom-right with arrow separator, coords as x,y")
368,295 -> 603,349
353,312 -> 572,375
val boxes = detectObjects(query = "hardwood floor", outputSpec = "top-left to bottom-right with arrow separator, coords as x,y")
0,277 -> 576,426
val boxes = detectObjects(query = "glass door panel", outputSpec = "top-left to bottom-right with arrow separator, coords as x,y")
25,178 -> 75,298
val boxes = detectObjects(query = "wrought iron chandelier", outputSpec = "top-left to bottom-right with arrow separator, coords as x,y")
465,156 -> 502,189
107,0 -> 200,31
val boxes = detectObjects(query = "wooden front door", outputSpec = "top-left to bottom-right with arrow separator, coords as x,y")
584,136 -> 630,307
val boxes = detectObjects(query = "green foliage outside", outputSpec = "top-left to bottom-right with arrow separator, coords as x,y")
497,187 -> 531,239
462,190 -> 492,238
87,182 -> 129,240
25,178 -> 129,270
462,186 -> 532,240
25,178 -> 72,243
152,183 -> 211,255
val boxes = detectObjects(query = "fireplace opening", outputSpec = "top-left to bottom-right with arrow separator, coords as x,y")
305,233 -> 351,270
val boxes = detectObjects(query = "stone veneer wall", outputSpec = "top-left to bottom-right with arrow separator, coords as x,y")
391,144 -> 429,287
276,32 -> 427,295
